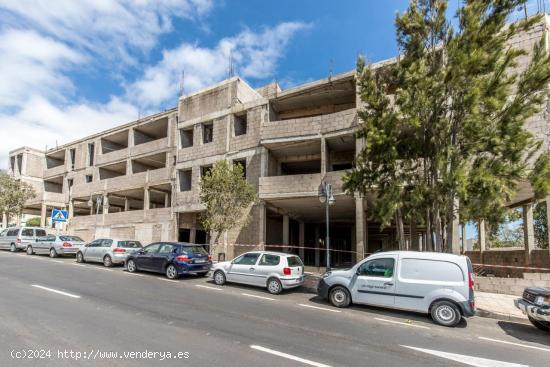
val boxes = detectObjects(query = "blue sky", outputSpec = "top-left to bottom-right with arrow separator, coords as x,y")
0,0 -> 541,170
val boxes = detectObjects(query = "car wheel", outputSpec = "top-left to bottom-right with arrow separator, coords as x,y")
49,248 -> 57,258
10,243 -> 16,252
267,278 -> 283,295
213,270 -> 226,285
329,286 -> 351,308
166,264 -> 178,279
431,300 -> 461,327
103,255 -> 113,267
26,246 -> 33,255
528,316 -> 550,331
76,252 -> 84,263
127,259 -> 137,273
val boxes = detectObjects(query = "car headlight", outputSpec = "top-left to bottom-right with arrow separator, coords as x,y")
535,296 -> 550,306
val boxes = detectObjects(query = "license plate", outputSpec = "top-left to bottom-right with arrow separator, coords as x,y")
195,259 -> 206,264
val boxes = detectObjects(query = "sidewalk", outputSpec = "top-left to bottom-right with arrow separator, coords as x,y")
475,291 -> 528,324
302,274 -> 529,324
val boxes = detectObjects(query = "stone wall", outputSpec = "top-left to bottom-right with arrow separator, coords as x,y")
475,273 -> 550,296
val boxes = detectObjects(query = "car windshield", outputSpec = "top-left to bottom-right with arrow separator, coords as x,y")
287,256 -> 303,267
60,236 -> 84,242
181,246 -> 208,255
118,241 -> 142,248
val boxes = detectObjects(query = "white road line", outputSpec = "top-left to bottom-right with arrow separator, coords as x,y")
31,285 -> 81,299
250,345 -> 332,367
478,337 -> 550,352
159,278 -> 179,283
402,345 -> 528,367
297,304 -> 341,313
241,293 -> 275,301
51,260 -> 64,263
195,284 -> 222,291
374,317 -> 430,329
72,263 -> 87,267
123,272 -> 145,277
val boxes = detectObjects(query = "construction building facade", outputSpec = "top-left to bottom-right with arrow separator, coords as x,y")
5,16 -> 550,270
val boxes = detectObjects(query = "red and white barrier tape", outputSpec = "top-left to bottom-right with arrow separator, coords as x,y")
212,243 -> 364,255
473,263 -> 550,271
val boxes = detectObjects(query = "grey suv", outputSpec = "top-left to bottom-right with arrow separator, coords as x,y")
0,227 -> 48,252
76,238 -> 143,267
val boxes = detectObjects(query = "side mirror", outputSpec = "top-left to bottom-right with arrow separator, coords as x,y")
355,268 -> 361,276
35,238 -> 39,242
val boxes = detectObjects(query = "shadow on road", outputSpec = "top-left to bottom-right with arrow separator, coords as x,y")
497,321 -> 550,346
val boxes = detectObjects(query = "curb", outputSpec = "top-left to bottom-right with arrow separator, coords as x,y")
474,309 -> 529,324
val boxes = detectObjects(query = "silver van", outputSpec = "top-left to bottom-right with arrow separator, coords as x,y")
317,251 -> 476,327
0,227 -> 48,252
76,238 -> 143,267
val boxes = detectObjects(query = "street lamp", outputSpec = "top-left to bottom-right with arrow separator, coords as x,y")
319,181 -> 335,272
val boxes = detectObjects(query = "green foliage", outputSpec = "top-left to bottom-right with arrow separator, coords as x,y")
534,201 -> 548,249
530,151 -> 550,200
25,217 -> 41,227
345,0 -> 550,252
199,160 -> 257,247
0,172 -> 36,222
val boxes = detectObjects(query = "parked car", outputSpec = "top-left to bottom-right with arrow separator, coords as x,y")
0,227 -> 48,252
317,251 -> 476,327
125,242 -> 211,279
27,234 -> 86,257
76,238 -> 142,267
514,287 -> 550,331
211,251 -> 305,295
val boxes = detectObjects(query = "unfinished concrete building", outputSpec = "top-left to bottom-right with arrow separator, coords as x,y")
6,16 -> 550,271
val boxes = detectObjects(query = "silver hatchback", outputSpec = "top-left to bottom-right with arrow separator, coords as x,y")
27,234 -> 86,257
76,238 -> 143,267
211,251 -> 305,295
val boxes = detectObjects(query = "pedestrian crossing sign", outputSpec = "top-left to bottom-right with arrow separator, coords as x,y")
51,209 -> 68,223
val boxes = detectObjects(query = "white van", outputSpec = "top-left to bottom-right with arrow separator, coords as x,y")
317,251 -> 475,327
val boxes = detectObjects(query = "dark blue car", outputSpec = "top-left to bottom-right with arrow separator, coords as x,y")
125,242 -> 211,279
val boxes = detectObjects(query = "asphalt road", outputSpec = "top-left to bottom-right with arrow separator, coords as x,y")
0,251 -> 549,367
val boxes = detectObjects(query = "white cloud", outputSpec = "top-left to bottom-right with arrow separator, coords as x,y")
128,22 -> 311,108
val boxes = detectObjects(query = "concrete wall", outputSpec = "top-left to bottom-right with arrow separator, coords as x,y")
475,273 -> 550,296
466,249 -> 550,277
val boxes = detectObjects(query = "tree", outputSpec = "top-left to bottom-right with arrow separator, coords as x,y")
25,217 -> 41,227
199,160 -> 257,254
534,201 -> 548,249
0,172 -> 36,223
344,0 -> 550,252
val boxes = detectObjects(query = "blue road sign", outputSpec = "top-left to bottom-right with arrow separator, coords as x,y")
51,209 -> 68,223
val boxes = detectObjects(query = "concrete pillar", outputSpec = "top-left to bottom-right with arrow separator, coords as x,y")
282,215 -> 290,252
124,197 -> 130,211
260,147 -> 268,177
411,221 -> 420,251
355,197 -> 367,261
40,203 -> 47,228
320,137 -> 327,176
68,200 -> 74,221
2,212 -> 7,228
523,203 -> 535,265
258,203 -> 266,249
129,127 -> 135,147
165,193 -> 170,208
478,220 -> 486,252
299,221 -> 305,260
190,228 -> 196,243
144,188 -> 150,210
103,195 -> 109,215
16,214 -> 21,226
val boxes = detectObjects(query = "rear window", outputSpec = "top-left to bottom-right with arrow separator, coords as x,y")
118,241 -> 142,249
400,258 -> 464,282
60,236 -> 84,242
181,246 -> 208,255
21,228 -> 33,236
287,256 -> 303,267
35,229 -> 47,237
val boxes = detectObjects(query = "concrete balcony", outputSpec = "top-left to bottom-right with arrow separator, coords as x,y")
43,165 -> 66,179
96,148 -> 128,166
259,171 -> 346,200
71,168 -> 172,199
130,137 -> 170,157
261,109 -> 357,142
43,191 -> 65,204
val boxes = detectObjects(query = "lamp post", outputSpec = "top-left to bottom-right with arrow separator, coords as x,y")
319,181 -> 335,272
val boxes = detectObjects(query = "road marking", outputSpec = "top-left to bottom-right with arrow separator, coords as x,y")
72,263 -> 87,267
241,293 -> 275,301
159,278 -> 179,283
374,317 -> 430,329
478,337 -> 550,352
250,345 -> 332,367
31,285 -> 80,299
123,272 -> 145,277
51,260 -> 64,263
98,268 -> 113,272
298,304 -> 341,313
402,345 -> 528,367
195,284 -> 222,291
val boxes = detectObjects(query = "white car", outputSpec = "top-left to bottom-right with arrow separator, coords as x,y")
27,235 -> 86,257
211,251 -> 305,294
